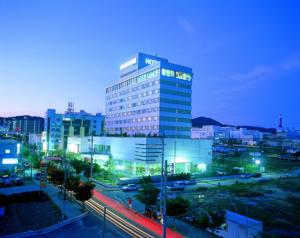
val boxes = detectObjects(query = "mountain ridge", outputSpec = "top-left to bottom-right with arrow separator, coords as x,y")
192,116 -> 276,134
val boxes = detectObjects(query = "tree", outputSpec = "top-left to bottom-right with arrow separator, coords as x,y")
135,176 -> 160,215
74,181 -> 95,209
48,164 -> 64,191
66,176 -> 80,191
70,159 -> 85,175
207,210 -> 226,236
104,156 -> 115,172
167,197 -> 190,226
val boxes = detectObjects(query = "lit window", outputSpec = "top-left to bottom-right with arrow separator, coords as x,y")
5,149 -> 10,154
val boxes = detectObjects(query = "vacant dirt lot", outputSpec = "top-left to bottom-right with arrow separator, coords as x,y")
0,192 -> 61,236
183,177 -> 300,233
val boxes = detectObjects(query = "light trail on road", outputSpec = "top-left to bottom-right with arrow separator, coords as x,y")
86,199 -> 156,238
91,190 -> 184,238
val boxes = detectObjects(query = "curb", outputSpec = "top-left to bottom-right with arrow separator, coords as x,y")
1,212 -> 88,238
91,178 -> 119,189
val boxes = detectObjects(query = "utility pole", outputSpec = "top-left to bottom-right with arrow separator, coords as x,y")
102,207 -> 107,237
160,132 -> 167,238
63,150 -> 67,200
90,133 -> 94,179
162,159 -> 167,238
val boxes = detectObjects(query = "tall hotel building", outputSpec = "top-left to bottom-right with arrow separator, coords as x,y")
105,53 -> 192,138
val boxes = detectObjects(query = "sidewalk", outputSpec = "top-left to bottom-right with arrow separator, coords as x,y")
33,179 -> 83,219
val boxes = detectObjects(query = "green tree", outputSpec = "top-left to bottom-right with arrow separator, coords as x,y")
104,156 -> 115,172
74,181 -> 95,209
135,176 -> 160,215
66,175 -> 80,192
70,159 -> 85,175
48,164 -> 64,190
207,210 -> 226,236
167,197 -> 190,226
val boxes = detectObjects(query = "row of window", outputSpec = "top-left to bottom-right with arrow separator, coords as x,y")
160,98 -> 191,106
105,106 -> 191,120
160,79 -> 191,89
106,107 -> 159,118
106,68 -> 160,93
106,116 -> 159,126
107,80 -> 159,100
160,107 -> 191,114
106,78 -> 191,101
107,89 -> 159,106
106,125 -> 191,132
161,68 -> 192,81
160,117 -> 191,123
106,98 -> 159,113
107,87 -> 191,107
106,125 -> 159,132
106,116 -> 190,126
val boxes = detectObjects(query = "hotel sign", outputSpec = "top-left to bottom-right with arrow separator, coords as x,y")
120,57 -> 137,70
145,58 -> 159,65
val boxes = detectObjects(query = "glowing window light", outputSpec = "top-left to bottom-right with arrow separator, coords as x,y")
197,163 -> 207,172
2,158 -> 18,164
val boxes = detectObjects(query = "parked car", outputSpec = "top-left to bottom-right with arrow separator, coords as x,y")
121,184 -> 139,192
34,173 -> 41,180
252,173 -> 262,178
14,178 -> 24,186
168,181 -> 185,190
217,171 -> 228,175
1,177 -> 13,187
158,192 -> 177,200
240,173 -> 252,179
184,179 -> 197,185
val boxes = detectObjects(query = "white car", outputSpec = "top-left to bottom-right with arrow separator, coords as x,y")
240,174 -> 252,179
121,184 -> 139,192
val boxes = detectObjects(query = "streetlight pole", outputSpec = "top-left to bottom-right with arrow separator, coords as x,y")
160,132 -> 167,238
63,151 -> 67,200
162,159 -> 167,238
102,206 -> 107,237
90,133 -> 94,179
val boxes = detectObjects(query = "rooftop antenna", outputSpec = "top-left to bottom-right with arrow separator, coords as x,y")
278,113 -> 283,129
67,102 -> 74,113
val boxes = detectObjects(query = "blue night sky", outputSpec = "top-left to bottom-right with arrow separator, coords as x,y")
0,0 -> 299,128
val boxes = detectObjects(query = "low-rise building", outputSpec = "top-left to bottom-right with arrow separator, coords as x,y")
213,210 -> 263,238
0,116 -> 44,135
67,136 -> 212,176
44,106 -> 104,151
0,139 -> 20,171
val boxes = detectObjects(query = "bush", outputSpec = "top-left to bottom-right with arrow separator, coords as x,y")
196,186 -> 208,192
167,173 -> 191,181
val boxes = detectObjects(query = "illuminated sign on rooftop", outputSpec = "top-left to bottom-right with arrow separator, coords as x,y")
145,58 -> 159,65
120,57 -> 137,70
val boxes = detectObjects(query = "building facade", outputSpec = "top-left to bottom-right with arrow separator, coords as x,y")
44,108 -> 104,151
0,139 -> 20,171
0,116 -> 44,135
105,53 -> 192,138
67,136 -> 212,175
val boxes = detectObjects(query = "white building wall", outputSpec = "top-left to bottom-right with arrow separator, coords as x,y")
67,136 -> 212,167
